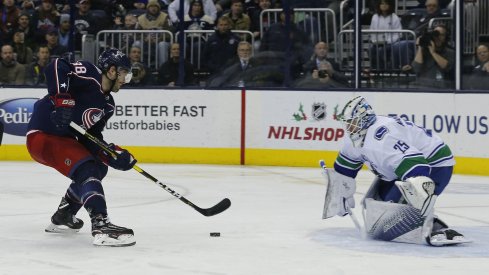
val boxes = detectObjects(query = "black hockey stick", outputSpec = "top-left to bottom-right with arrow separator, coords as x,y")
70,122 -> 231,217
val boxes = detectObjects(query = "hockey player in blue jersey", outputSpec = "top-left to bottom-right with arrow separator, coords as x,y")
321,96 -> 469,246
26,48 -> 137,247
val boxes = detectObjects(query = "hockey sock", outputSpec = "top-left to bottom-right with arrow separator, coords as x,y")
71,161 -> 108,216
64,182 -> 84,215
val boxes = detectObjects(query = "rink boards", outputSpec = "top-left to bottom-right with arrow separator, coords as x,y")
0,88 -> 488,175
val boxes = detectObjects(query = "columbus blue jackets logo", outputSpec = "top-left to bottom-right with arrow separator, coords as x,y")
82,108 -> 105,129
312,103 -> 326,121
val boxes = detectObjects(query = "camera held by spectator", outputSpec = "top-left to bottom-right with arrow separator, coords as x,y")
318,70 -> 329,78
419,29 -> 440,48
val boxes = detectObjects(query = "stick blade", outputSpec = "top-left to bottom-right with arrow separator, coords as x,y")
198,198 -> 231,217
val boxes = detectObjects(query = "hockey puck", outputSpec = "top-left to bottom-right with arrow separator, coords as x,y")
210,232 -> 220,237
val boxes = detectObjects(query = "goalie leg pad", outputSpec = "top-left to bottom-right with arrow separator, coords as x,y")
364,198 -> 426,244
395,176 -> 437,217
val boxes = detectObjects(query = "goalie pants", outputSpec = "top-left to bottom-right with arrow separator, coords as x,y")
377,166 -> 454,202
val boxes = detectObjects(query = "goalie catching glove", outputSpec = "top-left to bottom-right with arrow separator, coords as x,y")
99,144 -> 137,171
320,160 -> 356,218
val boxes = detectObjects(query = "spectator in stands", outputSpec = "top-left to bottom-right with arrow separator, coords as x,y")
466,43 -> 489,90
294,60 -> 347,89
45,26 -> 68,58
158,43 -> 195,86
393,0 -> 444,69
409,24 -> 454,89
0,0 -> 21,43
73,0 -> 99,51
207,41 -> 255,87
112,13 -> 139,53
25,45 -> 50,86
181,0 -> 215,31
132,0 -> 147,11
168,0 -> 217,24
138,0 -> 172,66
222,0 -> 251,32
11,28 -> 33,65
368,0 -> 402,71
473,44 -> 489,75
30,0 -> 60,44
259,9 -> 312,79
138,0 -> 171,30
203,16 -> 240,74
0,44 -> 25,85
416,0 -> 451,9
249,0 -> 272,45
127,45 -> 152,86
57,14 -> 70,48
16,12 -> 36,49
20,0 -> 36,14
302,41 -> 349,87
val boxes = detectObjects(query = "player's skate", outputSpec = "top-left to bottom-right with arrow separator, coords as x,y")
427,228 -> 471,246
45,197 -> 84,233
395,176 -> 437,217
91,214 -> 135,247
426,218 -> 471,246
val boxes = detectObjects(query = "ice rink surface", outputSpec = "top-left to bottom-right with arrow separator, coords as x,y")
0,161 -> 488,275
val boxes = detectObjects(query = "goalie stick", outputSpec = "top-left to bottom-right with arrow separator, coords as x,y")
70,122 -> 231,217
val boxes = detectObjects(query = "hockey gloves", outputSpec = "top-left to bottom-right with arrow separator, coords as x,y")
101,144 -> 137,171
50,93 -> 75,130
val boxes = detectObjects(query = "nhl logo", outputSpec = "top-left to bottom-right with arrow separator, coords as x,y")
312,103 -> 327,121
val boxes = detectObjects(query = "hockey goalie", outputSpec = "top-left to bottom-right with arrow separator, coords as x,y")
320,96 -> 470,246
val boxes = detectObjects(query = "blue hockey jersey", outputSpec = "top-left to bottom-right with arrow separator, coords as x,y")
28,58 -> 115,139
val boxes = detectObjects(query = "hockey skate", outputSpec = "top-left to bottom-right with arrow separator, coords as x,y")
427,228 -> 471,246
91,214 -> 136,247
45,197 -> 84,233
425,218 -> 471,246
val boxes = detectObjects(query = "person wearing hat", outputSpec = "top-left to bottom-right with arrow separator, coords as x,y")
137,0 -> 171,30
45,25 -> 68,58
168,0 -> 217,24
58,14 -> 70,48
16,12 -> 36,50
30,0 -> 60,44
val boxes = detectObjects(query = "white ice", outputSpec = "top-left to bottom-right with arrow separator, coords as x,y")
0,161 -> 488,275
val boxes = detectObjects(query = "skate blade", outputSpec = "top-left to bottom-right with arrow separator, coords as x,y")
45,223 -> 80,233
429,236 -> 472,246
93,234 -> 136,247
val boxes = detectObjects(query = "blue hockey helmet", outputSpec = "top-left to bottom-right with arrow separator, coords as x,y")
338,96 -> 376,147
97,48 -> 132,82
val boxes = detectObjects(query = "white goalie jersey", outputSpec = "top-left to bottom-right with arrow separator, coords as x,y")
335,116 -> 455,181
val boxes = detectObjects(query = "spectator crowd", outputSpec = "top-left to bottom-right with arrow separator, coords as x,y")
0,0 -> 486,90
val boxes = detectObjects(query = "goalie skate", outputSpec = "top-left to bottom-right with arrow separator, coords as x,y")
427,228 -> 472,246
91,214 -> 135,247
45,197 -> 84,233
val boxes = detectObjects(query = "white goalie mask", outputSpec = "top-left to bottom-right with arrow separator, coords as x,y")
338,96 -> 376,147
